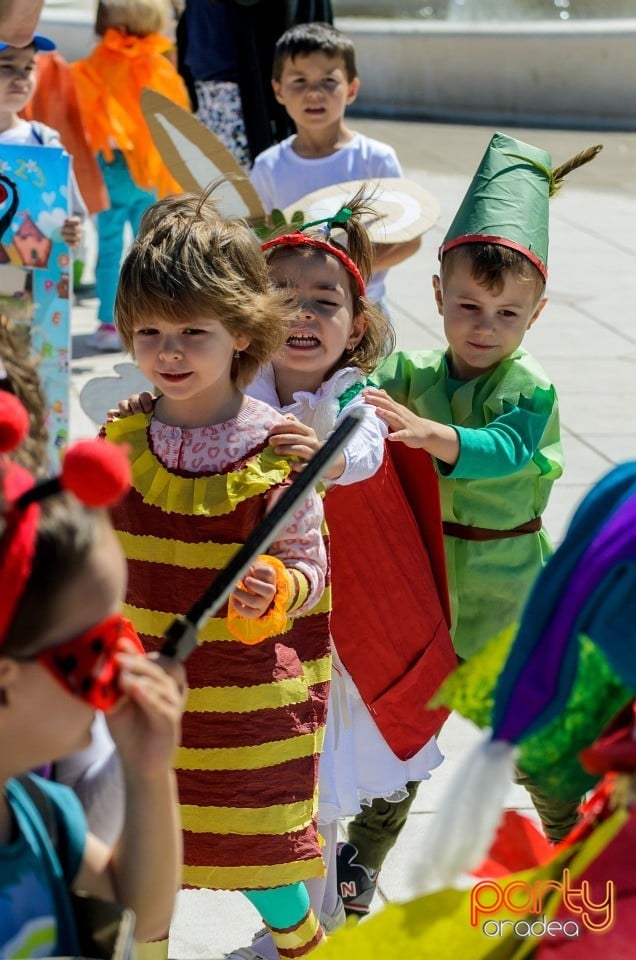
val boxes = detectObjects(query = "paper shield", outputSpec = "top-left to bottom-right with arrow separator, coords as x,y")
285,178 -> 440,244
140,88 -> 265,221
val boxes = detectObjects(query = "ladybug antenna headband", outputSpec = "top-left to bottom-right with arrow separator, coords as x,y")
262,205 -> 366,297
0,393 -> 131,645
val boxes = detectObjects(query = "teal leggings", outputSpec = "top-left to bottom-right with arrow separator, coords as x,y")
243,882 -> 310,930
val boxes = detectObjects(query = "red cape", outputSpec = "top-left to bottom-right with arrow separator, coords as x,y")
325,444 -> 456,760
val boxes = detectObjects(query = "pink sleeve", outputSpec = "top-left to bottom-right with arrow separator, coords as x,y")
265,486 -> 327,614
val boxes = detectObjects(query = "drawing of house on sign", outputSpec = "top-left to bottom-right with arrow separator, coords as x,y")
12,213 -> 52,268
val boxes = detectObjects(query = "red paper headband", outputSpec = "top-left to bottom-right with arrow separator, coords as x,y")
262,234 -> 367,298
438,234 -> 548,281
0,393 -> 131,644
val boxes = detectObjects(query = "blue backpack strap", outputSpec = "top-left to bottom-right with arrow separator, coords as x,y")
11,775 -> 80,954
15,774 -> 70,871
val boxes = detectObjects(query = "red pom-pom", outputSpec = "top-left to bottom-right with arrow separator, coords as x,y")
61,439 -> 131,507
0,393 -> 30,454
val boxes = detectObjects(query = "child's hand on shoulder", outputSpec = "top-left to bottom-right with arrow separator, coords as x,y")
107,639 -> 186,782
363,387 -> 427,446
61,216 -> 82,248
106,391 -> 156,422
229,561 -> 278,619
364,387 -> 460,465
269,416 -> 321,471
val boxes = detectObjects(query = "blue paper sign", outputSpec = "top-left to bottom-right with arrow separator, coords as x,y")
0,143 -> 72,471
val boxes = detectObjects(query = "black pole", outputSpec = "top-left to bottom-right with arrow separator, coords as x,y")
161,409 -> 362,660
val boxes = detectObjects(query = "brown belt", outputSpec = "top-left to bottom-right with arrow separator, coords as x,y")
442,517 -> 542,541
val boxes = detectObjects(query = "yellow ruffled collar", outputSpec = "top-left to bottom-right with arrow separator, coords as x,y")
106,413 -> 291,517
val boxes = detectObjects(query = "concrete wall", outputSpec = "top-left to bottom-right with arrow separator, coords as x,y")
38,7 -> 94,62
340,18 -> 636,129
38,10 -> 636,130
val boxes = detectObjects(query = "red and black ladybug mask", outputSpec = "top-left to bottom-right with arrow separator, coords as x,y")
0,392 -> 133,686
37,614 -> 145,712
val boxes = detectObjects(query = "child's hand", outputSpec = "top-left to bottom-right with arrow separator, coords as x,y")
363,387 -> 429,446
269,417 -> 346,480
61,216 -> 82,248
229,560 -> 277,619
269,416 -> 321,470
106,640 -> 186,782
364,387 -> 460,465
106,391 -> 156,422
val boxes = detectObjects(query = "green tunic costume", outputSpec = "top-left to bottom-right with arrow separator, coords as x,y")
373,347 -> 563,660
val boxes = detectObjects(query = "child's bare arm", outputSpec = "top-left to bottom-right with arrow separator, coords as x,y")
364,386 -> 459,467
372,236 -> 422,273
73,648 -> 185,940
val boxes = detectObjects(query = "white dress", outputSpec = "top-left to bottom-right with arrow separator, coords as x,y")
248,365 -> 444,822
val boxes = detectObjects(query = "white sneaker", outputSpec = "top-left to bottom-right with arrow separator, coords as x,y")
85,326 -> 122,352
224,948 -> 269,960
321,897 -> 346,934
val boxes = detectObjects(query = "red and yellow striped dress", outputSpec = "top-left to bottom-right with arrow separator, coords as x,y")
105,403 -> 331,890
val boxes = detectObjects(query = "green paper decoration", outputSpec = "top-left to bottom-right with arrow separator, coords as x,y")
442,132 -> 553,274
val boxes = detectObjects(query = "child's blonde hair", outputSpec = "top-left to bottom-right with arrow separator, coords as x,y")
115,192 -> 294,387
264,188 -> 394,376
95,0 -> 168,37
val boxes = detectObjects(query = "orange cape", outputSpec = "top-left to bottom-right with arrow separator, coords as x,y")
21,52 -> 109,215
71,29 -> 190,197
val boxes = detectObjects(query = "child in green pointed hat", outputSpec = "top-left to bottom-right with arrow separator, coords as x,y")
368,130 -> 602,664
440,131 -> 554,276
337,133 -> 602,914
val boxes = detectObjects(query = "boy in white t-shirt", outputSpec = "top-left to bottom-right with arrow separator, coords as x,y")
250,22 -> 420,313
0,34 -> 85,245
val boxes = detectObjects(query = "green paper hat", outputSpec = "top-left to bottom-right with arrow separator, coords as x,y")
440,132 -> 553,278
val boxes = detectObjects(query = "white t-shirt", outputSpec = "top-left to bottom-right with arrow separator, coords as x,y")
0,119 -> 41,146
251,132 -> 403,307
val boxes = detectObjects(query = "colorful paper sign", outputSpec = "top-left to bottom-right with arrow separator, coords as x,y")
0,144 -> 71,470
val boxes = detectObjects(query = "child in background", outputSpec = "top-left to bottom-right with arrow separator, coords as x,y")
72,0 -> 190,352
105,192 -> 330,960
250,22 -> 421,315
19,44 -> 110,289
0,34 -> 85,249
0,318 -> 128,847
0,392 -> 184,957
354,133 -> 601,912
180,0 -> 333,169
